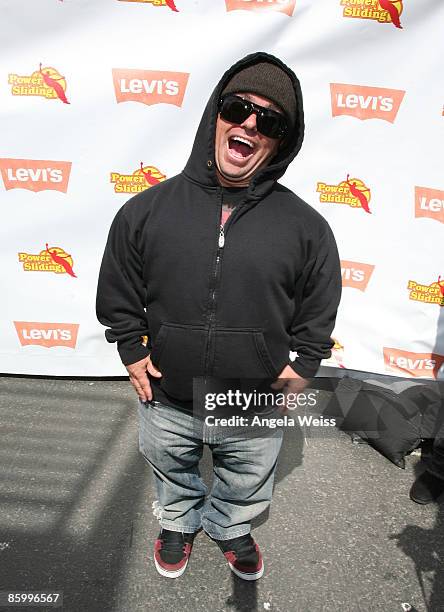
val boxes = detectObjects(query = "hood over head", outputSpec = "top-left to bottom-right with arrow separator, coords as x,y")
183,52 -> 305,199
221,61 -> 297,131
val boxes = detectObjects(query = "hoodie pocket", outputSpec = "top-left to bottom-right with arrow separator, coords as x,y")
150,323 -> 207,401
212,328 -> 278,379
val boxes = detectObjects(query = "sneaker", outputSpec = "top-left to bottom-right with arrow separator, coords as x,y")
212,533 -> 264,581
409,471 -> 444,505
153,529 -> 196,578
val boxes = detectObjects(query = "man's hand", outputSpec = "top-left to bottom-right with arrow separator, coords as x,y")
125,355 -> 162,402
272,364 -> 308,393
272,365 -> 309,414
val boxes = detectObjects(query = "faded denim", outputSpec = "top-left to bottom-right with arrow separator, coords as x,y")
138,400 -> 283,540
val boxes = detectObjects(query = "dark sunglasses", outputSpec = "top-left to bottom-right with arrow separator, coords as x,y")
218,94 -> 288,139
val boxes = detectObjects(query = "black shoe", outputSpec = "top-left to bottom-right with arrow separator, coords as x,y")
212,533 -> 264,581
153,529 -> 197,578
410,471 -> 444,505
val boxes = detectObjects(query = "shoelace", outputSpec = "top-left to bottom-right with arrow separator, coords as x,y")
225,534 -> 256,559
160,530 -> 187,554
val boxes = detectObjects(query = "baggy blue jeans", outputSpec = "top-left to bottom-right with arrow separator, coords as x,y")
138,400 -> 283,540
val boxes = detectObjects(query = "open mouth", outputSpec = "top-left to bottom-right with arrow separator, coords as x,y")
228,136 -> 255,159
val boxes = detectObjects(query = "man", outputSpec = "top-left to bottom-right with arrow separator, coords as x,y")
96,52 -> 342,580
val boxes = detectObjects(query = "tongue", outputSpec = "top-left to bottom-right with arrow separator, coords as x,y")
230,140 -> 252,158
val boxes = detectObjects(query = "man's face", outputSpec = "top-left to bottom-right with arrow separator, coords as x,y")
215,92 -> 282,187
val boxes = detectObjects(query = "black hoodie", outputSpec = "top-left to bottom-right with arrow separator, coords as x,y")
96,52 -> 342,407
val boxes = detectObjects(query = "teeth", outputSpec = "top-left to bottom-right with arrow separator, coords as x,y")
231,136 -> 254,149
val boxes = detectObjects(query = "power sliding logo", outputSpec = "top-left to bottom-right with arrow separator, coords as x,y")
225,0 -> 296,16
330,84 -> 405,122
0,159 -> 71,193
317,175 -> 371,213
415,186 -> 444,224
112,69 -> 189,107
14,322 -> 79,349
110,163 -> 166,194
341,260 -> 374,291
118,0 -> 179,9
407,278 -> 444,307
383,348 -> 444,378
18,244 -> 77,277
341,0 -> 403,29
9,64 -> 70,104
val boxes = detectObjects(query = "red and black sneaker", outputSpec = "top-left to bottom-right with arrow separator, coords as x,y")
213,533 -> 264,581
153,528 -> 196,578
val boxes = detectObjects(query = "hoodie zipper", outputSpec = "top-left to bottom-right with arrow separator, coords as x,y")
203,190 -> 225,374
203,190 -> 250,374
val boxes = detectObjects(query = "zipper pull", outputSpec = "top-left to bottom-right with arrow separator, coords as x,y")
218,225 -> 225,248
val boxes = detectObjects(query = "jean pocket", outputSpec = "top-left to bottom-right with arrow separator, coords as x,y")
212,328 -> 278,378
150,323 -> 207,401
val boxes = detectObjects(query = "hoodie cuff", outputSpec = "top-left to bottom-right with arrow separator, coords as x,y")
288,358 -> 320,380
117,339 -> 151,367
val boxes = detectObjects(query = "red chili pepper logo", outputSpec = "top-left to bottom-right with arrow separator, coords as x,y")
140,162 -> 161,186
345,174 -> 371,213
378,0 -> 402,29
165,0 -> 179,11
45,243 -> 76,277
39,63 -> 70,104
438,276 -> 444,297
110,165 -> 166,193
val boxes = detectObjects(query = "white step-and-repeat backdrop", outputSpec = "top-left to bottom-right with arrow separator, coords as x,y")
1,0 -> 443,378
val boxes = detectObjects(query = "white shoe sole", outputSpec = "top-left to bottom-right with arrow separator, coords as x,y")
228,561 -> 264,581
154,555 -> 189,578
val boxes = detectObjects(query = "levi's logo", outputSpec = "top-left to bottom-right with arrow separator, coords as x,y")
341,260 -> 374,291
330,83 -> 405,122
0,159 -> 71,193
112,69 -> 189,106
415,186 -> 444,224
383,347 -> 444,378
225,0 -> 296,16
14,321 -> 79,349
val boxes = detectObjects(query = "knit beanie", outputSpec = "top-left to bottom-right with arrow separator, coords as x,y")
221,61 -> 297,130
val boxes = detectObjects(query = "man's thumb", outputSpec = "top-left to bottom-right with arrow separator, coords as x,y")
148,361 -> 162,377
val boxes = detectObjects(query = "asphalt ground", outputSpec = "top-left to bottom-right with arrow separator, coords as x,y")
0,377 -> 442,612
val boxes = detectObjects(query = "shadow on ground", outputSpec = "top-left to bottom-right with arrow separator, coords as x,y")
0,378 -> 443,612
